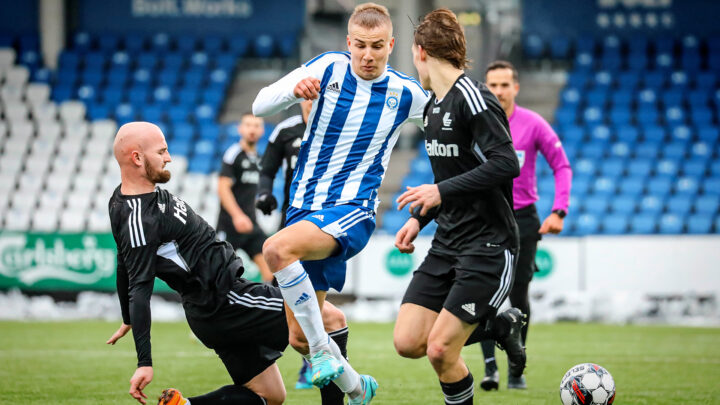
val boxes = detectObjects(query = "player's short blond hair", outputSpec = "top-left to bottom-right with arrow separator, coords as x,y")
348,2 -> 392,34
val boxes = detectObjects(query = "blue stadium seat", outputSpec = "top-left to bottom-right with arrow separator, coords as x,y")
670,125 -> 692,143
666,195 -> 693,216
655,159 -> 679,178
107,68 -> 129,86
609,142 -> 631,159
694,72 -> 716,89
710,162 -> 720,177
87,104 -> 110,120
665,107 -> 687,126
77,84 -> 97,104
171,122 -> 195,141
164,53 -> 185,70
636,108 -> 659,126
702,178 -> 720,196
168,106 -> 191,123
634,142 -> 660,159
642,126 -> 667,142
83,52 -> 106,70
229,35 -> 250,57
609,108 -> 631,125
610,90 -> 633,107
560,88 -> 581,106
128,87 -> 149,104
198,124 -> 220,140
574,52 -> 594,71
202,36 -> 225,54
566,72 -> 589,89
124,34 -> 146,52
572,176 -> 591,194
550,37 -> 571,59
639,196 -> 663,215
697,127 -> 719,144
176,35 -> 197,53
72,32 -> 92,52
523,34 -> 545,59
659,214 -> 684,234
188,156 -> 213,174
177,88 -> 200,104
619,177 -> 645,196
194,140 -> 216,157
195,104 -> 217,124
600,159 -> 625,178
610,195 -> 637,215
687,215 -> 714,234
132,68 -> 152,86
616,72 -> 641,90
662,142 -> 687,159
580,142 -> 605,159
661,89 -> 685,109
151,33 -> 171,52
102,87 -> 124,105
575,214 -> 600,235
682,161 -> 707,177
643,71 -> 666,89
602,214 -> 628,235
575,36 -> 596,54
674,177 -> 700,196
98,34 -> 119,52
630,214 -> 657,234
559,125 -> 585,143
637,89 -> 657,106
627,160 -> 652,177
278,35 -> 297,58
253,35 -> 275,58
153,86 -> 174,106
582,107 -> 604,125
115,103 -> 136,125
647,178 -> 672,198
592,177 -> 615,196
669,71 -> 689,88
139,105 -> 164,122
554,106 -> 577,127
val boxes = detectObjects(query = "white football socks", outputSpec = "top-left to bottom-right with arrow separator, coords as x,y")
274,261 -> 330,352
327,336 -> 363,398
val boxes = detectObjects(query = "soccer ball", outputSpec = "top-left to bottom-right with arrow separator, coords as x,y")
559,363 -> 615,405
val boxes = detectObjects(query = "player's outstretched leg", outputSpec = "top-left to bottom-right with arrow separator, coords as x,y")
159,385 -> 267,405
507,281 -> 531,389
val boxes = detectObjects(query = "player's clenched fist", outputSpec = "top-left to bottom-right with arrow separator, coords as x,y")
395,218 -> 420,254
294,77 -> 321,100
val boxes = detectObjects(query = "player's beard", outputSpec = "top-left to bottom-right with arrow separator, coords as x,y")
145,160 -> 171,184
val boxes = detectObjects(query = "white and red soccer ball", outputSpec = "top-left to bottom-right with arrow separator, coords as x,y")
559,363 -> 616,405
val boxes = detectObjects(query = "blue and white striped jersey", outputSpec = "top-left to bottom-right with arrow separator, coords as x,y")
253,52 -> 429,211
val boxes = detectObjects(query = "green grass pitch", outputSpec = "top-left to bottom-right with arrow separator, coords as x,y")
1,321 -> 718,404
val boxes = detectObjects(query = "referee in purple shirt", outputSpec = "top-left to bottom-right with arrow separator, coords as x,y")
479,61 -> 573,390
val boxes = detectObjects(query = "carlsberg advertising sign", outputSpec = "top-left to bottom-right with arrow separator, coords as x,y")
0,232 -> 170,292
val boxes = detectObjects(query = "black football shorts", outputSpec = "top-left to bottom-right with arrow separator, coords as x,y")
402,250 -> 516,324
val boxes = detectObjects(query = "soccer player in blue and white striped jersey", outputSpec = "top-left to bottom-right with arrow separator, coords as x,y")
252,3 -> 428,404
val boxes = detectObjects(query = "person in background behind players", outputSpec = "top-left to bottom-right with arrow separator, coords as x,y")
216,113 -> 273,282
478,60 -> 573,390
392,9 -> 525,405
257,101 -> 351,403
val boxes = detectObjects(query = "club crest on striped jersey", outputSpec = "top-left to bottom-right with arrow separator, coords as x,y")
386,90 -> 399,110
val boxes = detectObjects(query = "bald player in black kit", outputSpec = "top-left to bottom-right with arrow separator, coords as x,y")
106,122 -> 288,405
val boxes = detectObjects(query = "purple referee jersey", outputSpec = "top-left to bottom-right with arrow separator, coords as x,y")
509,104 -> 572,212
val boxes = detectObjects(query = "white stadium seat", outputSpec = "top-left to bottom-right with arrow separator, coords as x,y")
10,188 -> 38,210
59,208 -> 86,231
2,135 -> 30,156
207,173 -> 219,194
3,101 -> 29,122
4,66 -> 30,86
181,192 -> 202,211
9,120 -> 34,138
1,84 -> 24,103
0,154 -> 23,177
0,172 -> 17,193
56,139 -> 83,160
84,136 -> 112,156
17,173 -> 45,194
44,171 -> 72,193
72,176 -> 98,194
32,210 -> 59,232
59,101 -> 87,124
3,208 -> 31,231
36,121 -> 62,144
23,153 -> 52,176
100,173 -> 120,193
181,173 -> 210,195
38,190 -> 64,210
0,48 -> 16,70
66,193 -> 92,210
63,121 -> 89,142
79,157 -> 105,175
89,119 -> 117,141
25,83 -> 51,106
87,209 -> 111,232
32,102 -> 58,123
0,121 -> 7,138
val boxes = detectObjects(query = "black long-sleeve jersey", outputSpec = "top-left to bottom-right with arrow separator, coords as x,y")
414,74 -> 520,256
218,143 -> 261,226
109,186 -> 244,367
258,115 -> 304,213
